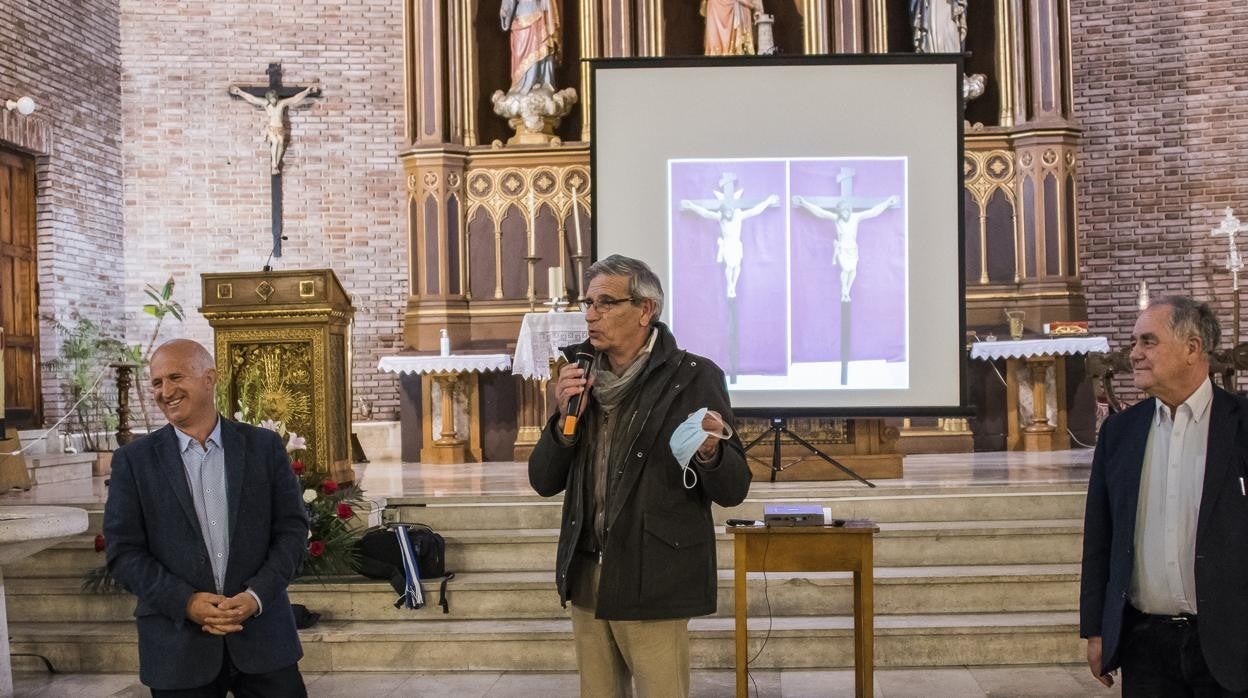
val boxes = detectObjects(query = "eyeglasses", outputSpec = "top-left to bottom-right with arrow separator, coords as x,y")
577,296 -> 637,313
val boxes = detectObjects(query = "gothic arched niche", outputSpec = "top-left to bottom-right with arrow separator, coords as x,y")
964,188 -> 982,283
985,187 -> 1016,283
467,207 -> 496,300
446,195 -> 461,295
424,195 -> 441,295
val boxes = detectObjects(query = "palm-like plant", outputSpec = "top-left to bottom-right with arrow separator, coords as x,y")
131,277 -> 185,431
44,319 -> 126,452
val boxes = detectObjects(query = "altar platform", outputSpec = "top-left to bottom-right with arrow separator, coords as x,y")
0,448 -> 1099,695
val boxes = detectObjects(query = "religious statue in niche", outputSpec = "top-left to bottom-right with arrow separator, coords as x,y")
909,0 -> 985,103
701,0 -> 765,56
229,83 -> 321,174
492,0 -> 578,147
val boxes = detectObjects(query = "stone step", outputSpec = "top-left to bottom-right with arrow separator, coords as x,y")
68,486 -> 1086,537
22,452 -> 95,485
5,519 -> 1084,578
8,612 -> 1082,674
7,564 -> 1079,624
387,488 -> 1087,531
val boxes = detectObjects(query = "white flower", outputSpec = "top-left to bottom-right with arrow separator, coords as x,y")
286,432 -> 307,452
260,419 -> 283,433
233,411 -> 244,421
302,489 -> 317,504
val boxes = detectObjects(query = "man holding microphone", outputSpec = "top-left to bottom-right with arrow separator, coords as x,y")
529,254 -> 752,697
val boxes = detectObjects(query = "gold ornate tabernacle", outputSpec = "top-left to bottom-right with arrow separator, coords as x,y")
200,269 -> 355,483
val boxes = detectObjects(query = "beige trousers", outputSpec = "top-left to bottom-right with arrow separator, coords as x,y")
568,558 -> 691,698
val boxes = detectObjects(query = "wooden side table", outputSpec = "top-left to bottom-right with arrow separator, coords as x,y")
730,522 -> 879,698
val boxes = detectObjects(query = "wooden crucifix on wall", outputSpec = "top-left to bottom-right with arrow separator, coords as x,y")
228,63 -> 320,261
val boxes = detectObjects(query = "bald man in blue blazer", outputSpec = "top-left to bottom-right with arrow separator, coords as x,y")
104,340 -> 309,696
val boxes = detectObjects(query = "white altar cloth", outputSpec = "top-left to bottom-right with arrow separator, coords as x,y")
378,354 -> 512,375
970,336 -> 1110,361
512,312 -> 589,380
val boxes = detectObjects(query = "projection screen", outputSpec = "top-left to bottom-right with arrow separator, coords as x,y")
591,56 -> 965,415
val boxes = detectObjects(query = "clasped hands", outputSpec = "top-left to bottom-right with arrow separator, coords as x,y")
187,591 -> 258,636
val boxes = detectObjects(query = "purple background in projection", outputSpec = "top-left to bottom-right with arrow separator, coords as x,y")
790,159 -> 907,363
670,160 -> 787,376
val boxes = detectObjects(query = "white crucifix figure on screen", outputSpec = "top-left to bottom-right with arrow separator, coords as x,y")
680,172 -> 779,299
1212,207 -> 1246,291
792,167 -> 899,302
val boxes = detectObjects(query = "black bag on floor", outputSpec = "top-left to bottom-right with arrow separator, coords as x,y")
352,523 -> 454,612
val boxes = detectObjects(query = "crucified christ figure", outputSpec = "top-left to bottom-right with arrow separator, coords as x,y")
229,84 -> 320,174
680,173 -> 779,299
792,194 -> 899,302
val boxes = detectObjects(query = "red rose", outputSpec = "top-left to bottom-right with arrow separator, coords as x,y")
291,459 -> 305,476
308,540 -> 325,557
336,503 -> 354,520
321,479 -> 338,494
94,534 -> 106,553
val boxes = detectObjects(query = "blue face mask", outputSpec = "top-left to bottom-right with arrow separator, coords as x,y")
668,408 -> 734,489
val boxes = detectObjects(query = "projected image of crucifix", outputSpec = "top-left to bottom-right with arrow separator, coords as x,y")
679,172 -> 779,299
228,63 -> 321,261
679,172 -> 779,383
792,167 -> 900,384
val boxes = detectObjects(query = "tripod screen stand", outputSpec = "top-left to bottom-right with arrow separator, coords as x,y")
742,417 -> 876,486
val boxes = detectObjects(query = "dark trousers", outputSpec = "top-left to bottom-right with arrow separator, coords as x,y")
1121,606 -> 1247,698
150,646 -> 306,698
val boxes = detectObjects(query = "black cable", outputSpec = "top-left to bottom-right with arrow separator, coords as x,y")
745,534 -> 774,696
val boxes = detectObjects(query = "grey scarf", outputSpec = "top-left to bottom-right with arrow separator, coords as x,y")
584,329 -> 656,551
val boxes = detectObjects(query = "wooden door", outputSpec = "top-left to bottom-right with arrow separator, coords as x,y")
0,148 -> 42,428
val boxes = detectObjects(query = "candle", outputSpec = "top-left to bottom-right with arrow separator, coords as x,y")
526,189 -> 537,256
571,186 -> 584,256
548,266 -> 563,300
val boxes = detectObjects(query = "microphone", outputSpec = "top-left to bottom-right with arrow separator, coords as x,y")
262,236 -> 290,272
562,350 -> 595,437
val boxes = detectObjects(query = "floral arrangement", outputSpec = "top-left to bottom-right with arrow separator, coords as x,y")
253,418 -> 366,579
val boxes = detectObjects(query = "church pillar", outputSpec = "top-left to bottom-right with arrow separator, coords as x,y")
636,0 -> 664,56
406,0 -> 448,145
828,0 -> 868,54
403,150 -> 471,353
1021,0 -> 1075,126
865,0 -> 888,53
579,0 -> 602,141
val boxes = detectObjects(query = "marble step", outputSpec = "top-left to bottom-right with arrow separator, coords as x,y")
68,486 -> 1085,537
387,488 -> 1087,531
22,452 -> 96,485
6,564 -> 1079,623
7,612 -> 1083,674
5,519 -> 1084,579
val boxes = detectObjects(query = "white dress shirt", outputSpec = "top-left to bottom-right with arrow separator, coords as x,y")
1129,378 -> 1213,615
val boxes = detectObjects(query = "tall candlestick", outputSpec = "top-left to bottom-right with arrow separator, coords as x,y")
0,326 -> 6,433
526,189 -> 537,256
571,186 -> 584,256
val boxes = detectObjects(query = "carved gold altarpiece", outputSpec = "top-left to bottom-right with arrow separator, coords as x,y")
403,0 -> 1088,458
201,270 -> 355,483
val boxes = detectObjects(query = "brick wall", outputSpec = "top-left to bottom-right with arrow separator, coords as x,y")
118,0 -> 408,420
1072,1 -> 1248,400
0,0 -> 125,420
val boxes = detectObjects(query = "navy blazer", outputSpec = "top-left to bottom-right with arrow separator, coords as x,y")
104,419 -> 309,690
1080,385 -> 1248,692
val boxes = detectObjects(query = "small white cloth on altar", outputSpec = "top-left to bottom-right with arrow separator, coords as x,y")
512,311 -> 589,380
378,354 -> 512,375
969,336 -> 1110,361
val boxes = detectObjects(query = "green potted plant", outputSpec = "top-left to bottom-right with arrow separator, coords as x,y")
43,318 -> 125,474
